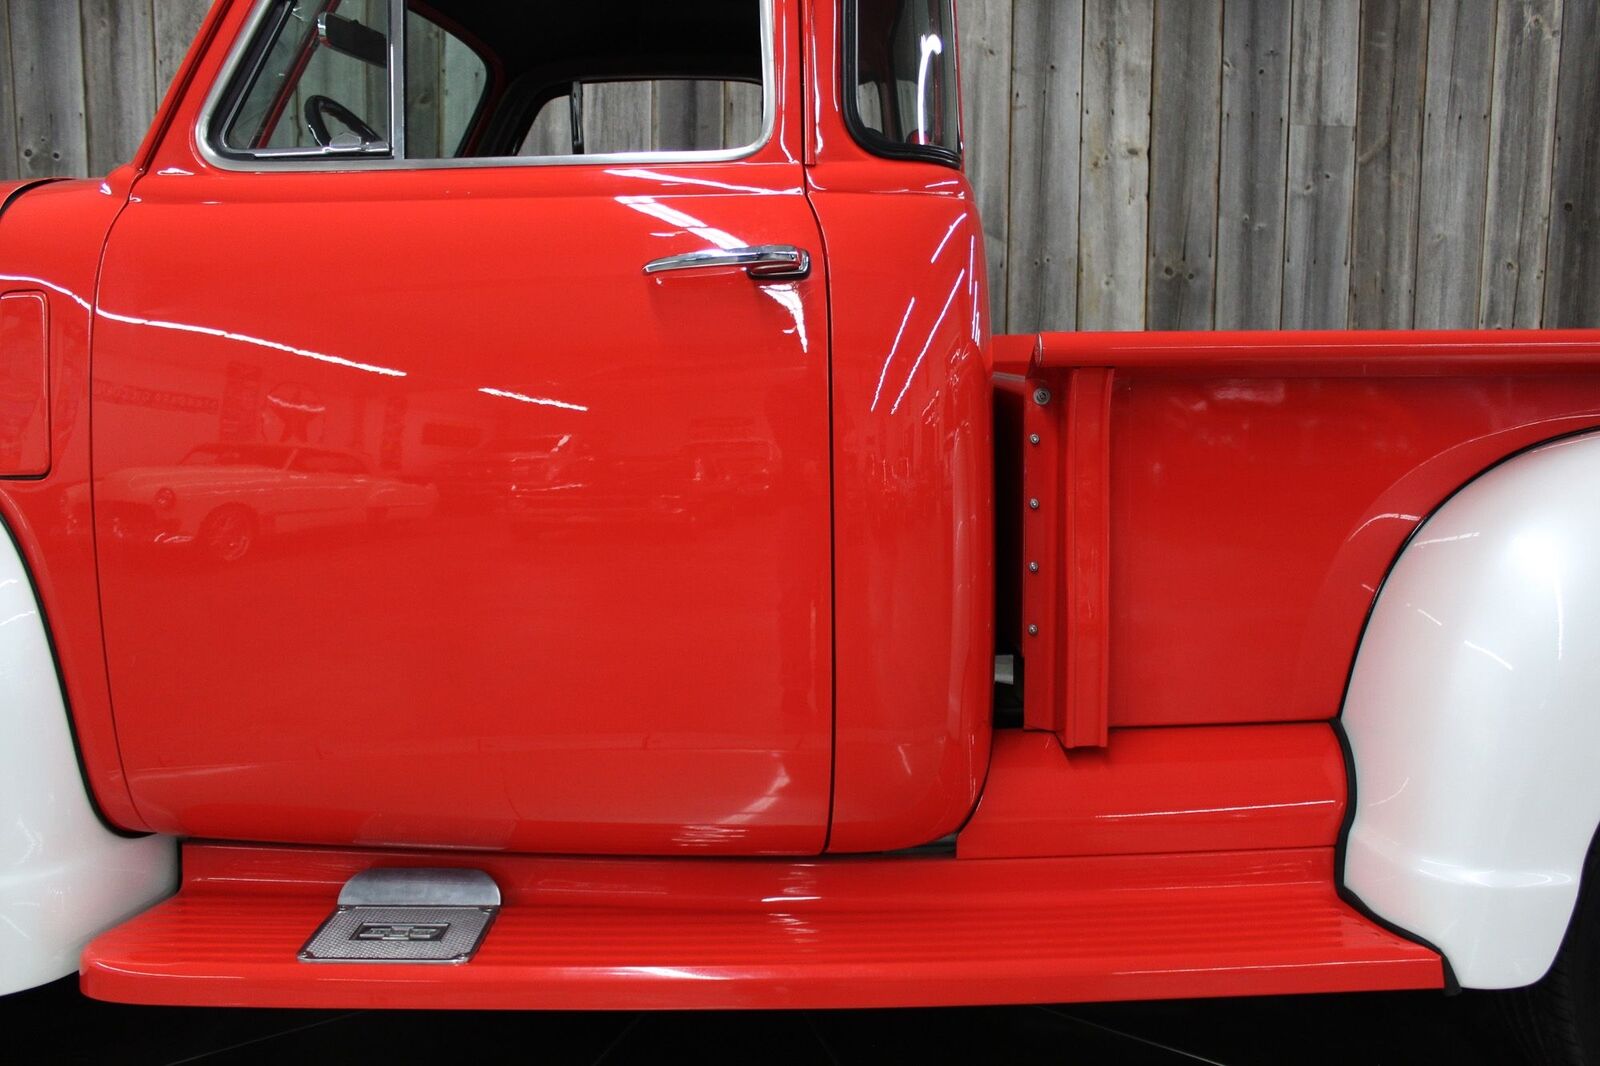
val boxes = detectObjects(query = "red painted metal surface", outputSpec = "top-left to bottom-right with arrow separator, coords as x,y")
1061,370 -> 1112,747
0,177 -> 147,830
990,334 -> 1035,377
1022,369 -> 1112,747
958,726 -> 1346,860
24,0 -> 1600,891
1011,329 -> 1600,728
1034,328 -> 1600,374
82,841 -> 1441,1010
807,0 -> 994,853
0,291 -> 50,477
89,0 -> 834,854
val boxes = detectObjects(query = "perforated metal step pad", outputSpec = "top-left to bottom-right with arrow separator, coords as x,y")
298,868 -> 500,965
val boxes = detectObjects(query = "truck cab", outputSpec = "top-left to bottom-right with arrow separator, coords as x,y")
4,2 -> 1600,1060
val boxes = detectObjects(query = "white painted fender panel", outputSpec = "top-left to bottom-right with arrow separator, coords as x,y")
1344,433 -> 1600,990
0,527 -> 176,997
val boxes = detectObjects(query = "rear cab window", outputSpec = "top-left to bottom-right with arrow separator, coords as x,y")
205,0 -> 771,168
844,0 -> 961,166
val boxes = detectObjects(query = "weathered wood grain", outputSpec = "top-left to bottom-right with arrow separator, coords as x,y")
1480,0 -> 1564,328
8,0 -> 88,178
1350,0 -> 1428,329
79,0 -> 157,175
153,0 -> 211,101
654,81 -> 724,152
0,0 -> 18,181
957,0 -> 1014,329
723,81 -> 764,149
1078,0 -> 1153,332
4,0 -> 1594,332
1006,0 -> 1083,334
1217,0 -> 1293,329
1414,0 -> 1496,328
1147,0 -> 1222,330
585,82 -> 653,154
1544,0 -> 1600,326
1282,0 -> 1359,329
441,33 -> 485,154
523,95 -> 571,156
405,16 -> 445,159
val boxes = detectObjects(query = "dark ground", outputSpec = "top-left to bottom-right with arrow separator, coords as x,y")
8,978 -> 1530,1064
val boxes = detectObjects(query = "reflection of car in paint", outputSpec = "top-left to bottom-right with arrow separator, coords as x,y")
685,439 -> 778,497
505,447 -> 693,530
504,438 -> 776,529
95,443 -> 437,561
438,435 -> 575,511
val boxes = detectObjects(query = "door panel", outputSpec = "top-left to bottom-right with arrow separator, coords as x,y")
92,160 -> 832,854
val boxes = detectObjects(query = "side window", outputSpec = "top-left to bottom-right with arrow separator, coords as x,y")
520,81 -> 765,157
846,0 -> 961,165
220,1 -> 394,156
208,1 -> 770,167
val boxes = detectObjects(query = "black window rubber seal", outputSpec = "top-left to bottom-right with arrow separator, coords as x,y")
840,0 -> 963,170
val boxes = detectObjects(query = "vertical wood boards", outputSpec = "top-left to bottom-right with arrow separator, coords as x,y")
1148,0 -> 1222,330
153,0 -> 211,102
1,0 -> 1594,331
1078,0 -> 1152,331
1282,0 -> 1359,329
0,1 -> 17,181
405,16 -> 445,159
1415,0 -> 1496,328
724,81 -> 764,149
585,82 -> 653,155
440,33 -> 484,155
1543,0 -> 1599,327
654,81 -> 724,152
1479,0 -> 1563,328
1007,0 -> 1083,334
8,0 -> 89,179
522,94 -> 571,157
1217,0 -> 1293,329
1350,0 -> 1428,328
79,0 -> 157,176
958,0 -> 1015,328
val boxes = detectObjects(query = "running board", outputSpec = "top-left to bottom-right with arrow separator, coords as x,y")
81,843 -> 1443,1011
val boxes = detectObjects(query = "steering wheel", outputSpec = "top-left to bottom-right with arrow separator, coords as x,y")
304,95 -> 382,148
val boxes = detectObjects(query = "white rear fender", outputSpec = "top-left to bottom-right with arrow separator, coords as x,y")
1343,432 -> 1600,989
0,522 -> 176,997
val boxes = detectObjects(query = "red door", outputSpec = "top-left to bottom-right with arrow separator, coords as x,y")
90,4 -> 830,855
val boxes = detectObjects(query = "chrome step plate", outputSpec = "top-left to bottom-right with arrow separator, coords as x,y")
299,868 -> 500,965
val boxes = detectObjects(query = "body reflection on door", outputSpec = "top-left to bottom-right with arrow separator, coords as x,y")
90,163 -> 834,857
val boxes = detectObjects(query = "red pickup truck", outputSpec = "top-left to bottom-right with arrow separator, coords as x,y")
2,2 -> 1598,1061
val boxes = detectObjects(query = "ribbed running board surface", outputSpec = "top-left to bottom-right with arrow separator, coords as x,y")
81,844 -> 1443,1011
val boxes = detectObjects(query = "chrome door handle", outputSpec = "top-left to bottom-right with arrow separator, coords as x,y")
644,244 -> 812,281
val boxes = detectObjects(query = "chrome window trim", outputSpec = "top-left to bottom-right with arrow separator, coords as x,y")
387,0 -> 406,161
195,0 -> 778,173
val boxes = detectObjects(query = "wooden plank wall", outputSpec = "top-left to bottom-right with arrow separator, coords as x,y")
1,0 -> 1594,330
961,0 -> 1598,331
